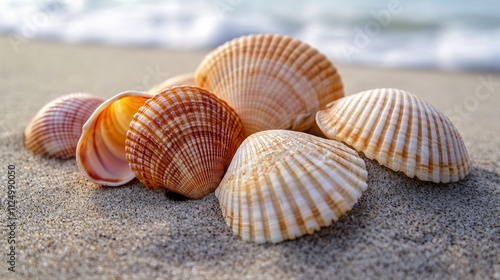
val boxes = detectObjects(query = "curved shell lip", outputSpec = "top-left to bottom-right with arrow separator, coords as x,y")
76,90 -> 153,186
80,90 -> 154,132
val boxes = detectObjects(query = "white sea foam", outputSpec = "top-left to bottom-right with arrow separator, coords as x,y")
1,0 -> 499,71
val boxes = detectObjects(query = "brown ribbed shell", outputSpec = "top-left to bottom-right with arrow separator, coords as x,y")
24,93 -> 104,159
125,86 -> 246,199
195,34 -> 344,136
316,88 -> 470,183
215,130 -> 368,243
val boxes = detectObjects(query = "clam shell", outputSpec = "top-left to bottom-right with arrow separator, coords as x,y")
147,72 -> 195,95
126,86 -> 246,199
195,34 -> 344,136
24,93 -> 104,159
316,88 -> 470,183
76,91 -> 153,186
215,130 -> 368,243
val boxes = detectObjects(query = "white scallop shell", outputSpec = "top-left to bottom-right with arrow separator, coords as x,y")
215,130 -> 368,243
316,88 -> 470,183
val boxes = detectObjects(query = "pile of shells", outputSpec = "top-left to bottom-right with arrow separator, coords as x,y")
24,34 -> 470,244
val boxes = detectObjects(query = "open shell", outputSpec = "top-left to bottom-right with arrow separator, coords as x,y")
316,88 -> 470,183
215,130 -> 368,243
24,93 -> 104,159
76,91 -> 153,186
147,72 -> 195,95
126,86 -> 245,199
195,34 -> 344,136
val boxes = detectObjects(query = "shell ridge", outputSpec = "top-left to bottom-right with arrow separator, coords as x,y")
362,91 -> 391,162
271,159 -> 302,242
314,140 -> 365,181
372,90 -> 397,161
314,150 -> 362,210
430,103 -> 450,182
391,91 -> 411,169
130,100 -> 175,187
259,168 -> 280,242
422,98 -> 438,181
386,90 -> 410,172
435,105 -> 462,180
279,154 -> 315,237
297,152 -> 346,223
403,93 -> 418,174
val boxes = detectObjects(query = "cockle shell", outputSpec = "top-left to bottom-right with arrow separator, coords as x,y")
316,88 -> 470,183
24,93 -> 104,159
195,34 -> 344,136
76,91 -> 153,186
147,72 -> 195,95
125,86 -> 246,199
215,130 -> 368,243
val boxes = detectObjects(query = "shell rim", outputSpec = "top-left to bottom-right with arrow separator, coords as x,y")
76,90 -> 153,186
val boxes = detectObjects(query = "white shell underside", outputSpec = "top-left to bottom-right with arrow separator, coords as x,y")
316,88 -> 470,183
215,130 -> 368,243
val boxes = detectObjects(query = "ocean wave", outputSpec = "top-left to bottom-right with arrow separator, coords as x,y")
1,0 -> 499,71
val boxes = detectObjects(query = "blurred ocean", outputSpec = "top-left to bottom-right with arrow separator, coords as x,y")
1,0 -> 499,71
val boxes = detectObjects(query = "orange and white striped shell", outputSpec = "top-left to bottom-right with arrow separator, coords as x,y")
316,88 -> 470,183
148,72 -> 195,95
195,34 -> 344,136
125,86 -> 246,199
24,93 -> 104,159
76,91 -> 153,186
215,130 -> 368,243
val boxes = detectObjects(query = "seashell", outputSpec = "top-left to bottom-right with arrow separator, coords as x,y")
24,93 -> 104,159
126,86 -> 246,199
195,34 -> 344,136
316,88 -> 470,183
76,91 -> 153,186
215,130 -> 368,243
147,72 -> 195,95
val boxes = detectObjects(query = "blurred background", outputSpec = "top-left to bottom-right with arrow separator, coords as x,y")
1,0 -> 499,72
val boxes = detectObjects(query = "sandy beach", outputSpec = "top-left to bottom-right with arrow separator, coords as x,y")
0,37 -> 499,279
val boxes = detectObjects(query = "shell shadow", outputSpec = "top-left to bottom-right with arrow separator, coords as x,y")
87,181 -> 245,268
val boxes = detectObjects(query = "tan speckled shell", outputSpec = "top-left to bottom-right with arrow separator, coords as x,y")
147,72 -> 195,95
76,91 -> 153,186
24,93 -> 104,159
316,88 -> 470,183
195,34 -> 344,136
126,86 -> 246,199
215,130 -> 368,243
